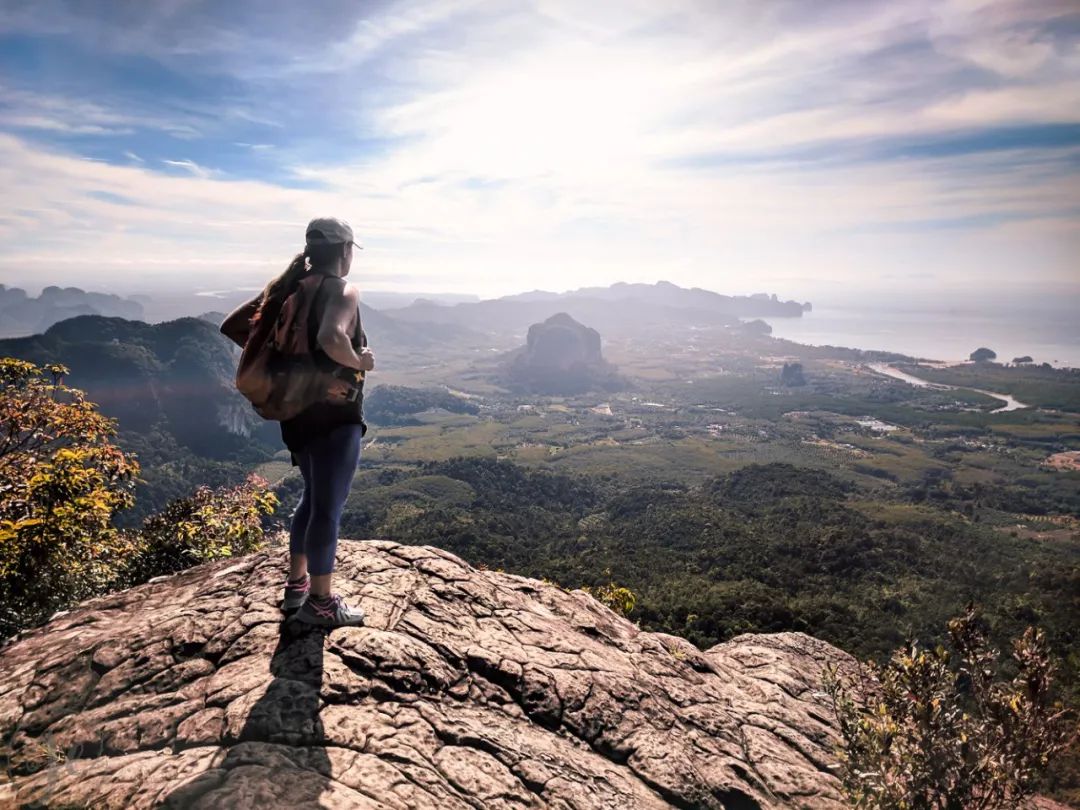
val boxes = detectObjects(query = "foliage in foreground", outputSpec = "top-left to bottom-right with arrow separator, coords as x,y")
0,359 -> 139,636
0,358 -> 276,638
825,607 -> 1076,809
581,579 -> 637,618
118,476 -> 278,587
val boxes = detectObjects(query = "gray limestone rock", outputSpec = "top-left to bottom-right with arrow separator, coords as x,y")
0,541 -> 860,809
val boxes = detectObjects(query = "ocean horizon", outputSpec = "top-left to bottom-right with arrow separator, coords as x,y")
764,302 -> 1080,369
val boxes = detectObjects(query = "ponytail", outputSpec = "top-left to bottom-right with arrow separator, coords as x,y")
250,240 -> 346,329
251,250 -> 308,329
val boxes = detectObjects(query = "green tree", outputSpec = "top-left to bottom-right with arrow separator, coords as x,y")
0,359 -> 139,637
119,475 -> 277,585
0,358 -> 279,639
970,347 -> 997,362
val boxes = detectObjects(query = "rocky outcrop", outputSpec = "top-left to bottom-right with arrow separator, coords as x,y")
0,541 -> 858,809
506,313 -> 624,395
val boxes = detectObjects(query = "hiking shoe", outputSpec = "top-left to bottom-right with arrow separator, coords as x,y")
293,593 -> 365,628
282,573 -> 310,611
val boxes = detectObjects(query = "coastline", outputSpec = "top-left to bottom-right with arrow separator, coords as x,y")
763,305 -> 1080,371
866,362 -> 1029,413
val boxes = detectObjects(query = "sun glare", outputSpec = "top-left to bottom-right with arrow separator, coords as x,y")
389,48 -> 664,178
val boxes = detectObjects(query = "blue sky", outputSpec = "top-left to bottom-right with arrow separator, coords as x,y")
0,0 -> 1077,301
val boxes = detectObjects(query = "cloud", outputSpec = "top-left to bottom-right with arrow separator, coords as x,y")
161,159 -> 218,179
0,84 -> 204,139
0,0 -> 1076,300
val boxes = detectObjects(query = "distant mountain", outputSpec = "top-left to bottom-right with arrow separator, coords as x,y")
0,284 -> 144,338
361,290 -> 481,309
498,289 -> 565,303
364,384 -> 480,425
386,294 -> 734,338
0,315 -> 276,459
555,281 -> 806,317
357,302 -> 484,350
161,299 -> 484,352
385,280 -> 807,338
503,312 -> 625,395
0,303 -> 483,455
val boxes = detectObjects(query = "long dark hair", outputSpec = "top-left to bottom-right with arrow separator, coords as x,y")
251,242 -> 344,329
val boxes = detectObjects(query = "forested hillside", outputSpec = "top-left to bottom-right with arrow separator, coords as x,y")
0,316 -> 279,519
271,458 -> 1080,696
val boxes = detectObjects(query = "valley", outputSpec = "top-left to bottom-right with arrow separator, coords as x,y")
3,283 -> 1077,694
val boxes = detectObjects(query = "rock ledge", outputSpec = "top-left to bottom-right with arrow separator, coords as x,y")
0,541 -> 857,809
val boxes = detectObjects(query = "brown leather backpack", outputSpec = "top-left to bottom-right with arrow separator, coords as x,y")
235,274 -> 334,420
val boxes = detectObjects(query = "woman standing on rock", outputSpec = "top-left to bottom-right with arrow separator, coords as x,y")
220,217 -> 373,629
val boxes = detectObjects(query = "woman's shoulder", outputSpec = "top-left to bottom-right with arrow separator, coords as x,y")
316,274 -> 359,301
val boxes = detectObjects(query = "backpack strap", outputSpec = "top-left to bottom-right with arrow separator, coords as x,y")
306,274 -> 330,359
307,275 -> 364,391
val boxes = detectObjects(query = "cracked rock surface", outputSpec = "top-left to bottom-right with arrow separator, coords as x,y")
0,541 -> 858,809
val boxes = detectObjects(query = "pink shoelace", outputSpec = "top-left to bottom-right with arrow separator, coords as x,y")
308,594 -> 343,619
285,575 -> 310,594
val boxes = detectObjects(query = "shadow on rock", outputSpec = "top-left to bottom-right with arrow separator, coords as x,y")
163,620 -> 333,808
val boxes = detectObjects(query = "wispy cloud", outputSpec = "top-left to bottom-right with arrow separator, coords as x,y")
0,84 -> 202,139
161,158 -> 217,179
0,0 -> 1076,299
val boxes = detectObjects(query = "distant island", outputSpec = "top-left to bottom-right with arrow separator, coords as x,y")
386,280 -> 810,338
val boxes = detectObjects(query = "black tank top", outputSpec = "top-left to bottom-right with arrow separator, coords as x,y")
279,272 -> 367,460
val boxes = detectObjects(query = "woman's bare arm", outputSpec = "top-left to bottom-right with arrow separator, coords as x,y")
219,294 -> 262,348
317,283 -> 368,371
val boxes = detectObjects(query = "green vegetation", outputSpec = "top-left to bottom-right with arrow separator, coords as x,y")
0,359 -> 277,638
364,384 -> 479,425
581,580 -> 637,617
897,362 -> 1080,412
299,458 -> 1078,690
826,607 -> 1075,809
4,307 -> 1080,797
0,359 -> 139,636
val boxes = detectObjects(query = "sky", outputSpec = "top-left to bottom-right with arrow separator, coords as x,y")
0,0 -> 1077,303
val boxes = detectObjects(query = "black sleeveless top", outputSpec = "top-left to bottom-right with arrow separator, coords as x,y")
279,272 -> 368,461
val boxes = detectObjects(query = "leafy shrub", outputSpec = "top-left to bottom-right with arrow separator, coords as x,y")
582,579 -> 637,618
0,358 -> 278,639
826,606 -> 1076,809
0,359 -> 139,637
118,475 -> 277,585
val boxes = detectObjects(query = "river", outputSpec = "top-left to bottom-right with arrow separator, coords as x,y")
866,363 -> 1029,413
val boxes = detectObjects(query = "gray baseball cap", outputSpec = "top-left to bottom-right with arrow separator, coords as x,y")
305,216 -> 362,249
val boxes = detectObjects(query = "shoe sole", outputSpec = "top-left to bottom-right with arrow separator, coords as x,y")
288,611 -> 365,629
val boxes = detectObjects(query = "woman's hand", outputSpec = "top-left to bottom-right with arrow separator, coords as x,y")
359,348 -> 375,372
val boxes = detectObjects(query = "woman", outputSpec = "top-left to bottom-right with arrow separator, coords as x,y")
220,216 -> 374,629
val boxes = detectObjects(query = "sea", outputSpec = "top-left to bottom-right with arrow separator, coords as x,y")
763,300 -> 1080,369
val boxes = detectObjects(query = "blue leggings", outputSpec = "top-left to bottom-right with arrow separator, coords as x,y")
289,423 -> 364,576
